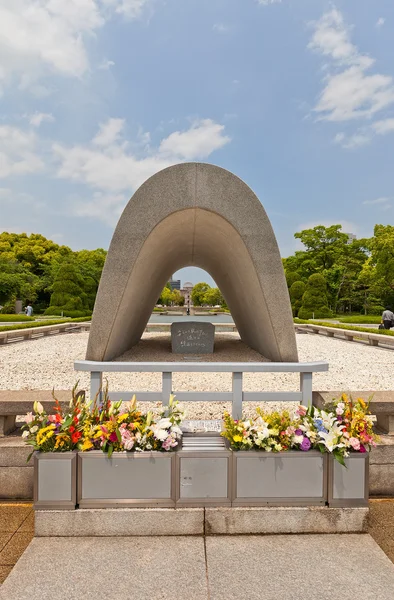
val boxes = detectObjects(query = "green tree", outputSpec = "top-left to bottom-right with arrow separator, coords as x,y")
369,224 -> 394,307
203,287 -> 225,306
45,261 -> 88,315
191,282 -> 211,306
298,274 -> 332,319
289,281 -> 306,317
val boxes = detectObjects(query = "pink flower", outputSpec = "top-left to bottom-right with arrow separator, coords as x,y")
109,432 -> 118,443
359,445 -> 367,453
349,437 -> 360,451
296,406 -> 307,417
25,412 -> 34,424
48,415 -> 57,423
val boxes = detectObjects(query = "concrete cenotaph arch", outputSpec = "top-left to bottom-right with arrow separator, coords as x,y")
86,163 -> 298,362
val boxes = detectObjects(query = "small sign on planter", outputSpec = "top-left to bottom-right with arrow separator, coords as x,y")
34,451 -> 77,510
175,436 -> 232,507
232,450 -> 328,506
77,451 -> 176,508
328,453 -> 369,507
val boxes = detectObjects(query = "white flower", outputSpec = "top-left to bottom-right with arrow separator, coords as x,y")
33,401 -> 44,414
22,430 -> 29,438
30,425 -> 38,433
156,418 -> 172,429
293,434 -> 304,444
170,425 -> 182,436
336,402 -> 345,416
318,425 -> 345,452
150,426 -> 168,441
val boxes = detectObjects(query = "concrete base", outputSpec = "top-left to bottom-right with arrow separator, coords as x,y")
1,534 -> 394,600
0,437 -> 33,499
35,506 -> 368,537
0,416 -> 16,436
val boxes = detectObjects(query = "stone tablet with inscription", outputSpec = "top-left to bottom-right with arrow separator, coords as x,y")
171,321 -> 215,354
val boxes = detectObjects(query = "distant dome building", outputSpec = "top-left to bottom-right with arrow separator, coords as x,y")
180,282 -> 194,305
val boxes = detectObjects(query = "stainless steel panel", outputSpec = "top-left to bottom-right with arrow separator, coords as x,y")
179,457 -> 228,499
332,456 -> 366,500
80,454 -> 172,499
38,459 -> 72,502
236,455 -> 324,498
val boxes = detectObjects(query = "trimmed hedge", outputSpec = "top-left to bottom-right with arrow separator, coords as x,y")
0,316 -> 91,333
44,307 -> 92,318
338,316 -> 382,324
0,315 -> 34,322
294,318 -> 394,337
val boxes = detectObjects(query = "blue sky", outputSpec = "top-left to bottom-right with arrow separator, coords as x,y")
1,1 -> 394,286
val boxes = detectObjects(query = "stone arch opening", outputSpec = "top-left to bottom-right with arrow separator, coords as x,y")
87,163 -> 298,362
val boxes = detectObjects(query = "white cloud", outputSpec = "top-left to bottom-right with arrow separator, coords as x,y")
376,18 -> 385,28
258,0 -> 282,5
372,118 -> 394,135
159,119 -> 230,159
71,191 -> 127,224
363,197 -> 391,206
0,125 -> 44,177
101,0 -> 152,20
213,23 -> 230,34
309,8 -> 394,122
333,130 -> 371,149
0,1 -> 153,93
53,117 -> 231,198
98,59 -> 115,70
29,112 -> 55,127
92,118 -> 125,146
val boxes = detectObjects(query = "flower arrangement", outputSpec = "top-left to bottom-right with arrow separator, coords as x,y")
23,385 -> 184,459
221,394 -> 379,465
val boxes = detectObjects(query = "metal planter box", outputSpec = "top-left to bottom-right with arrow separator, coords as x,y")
34,451 -> 77,510
328,453 -> 369,507
232,450 -> 327,506
175,436 -> 232,507
77,451 -> 176,508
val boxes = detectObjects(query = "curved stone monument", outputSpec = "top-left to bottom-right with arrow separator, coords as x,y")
87,163 -> 298,362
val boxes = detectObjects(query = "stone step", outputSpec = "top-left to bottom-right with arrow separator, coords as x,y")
35,506 -> 368,537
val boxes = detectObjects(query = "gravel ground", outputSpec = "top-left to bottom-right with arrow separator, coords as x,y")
0,331 -> 392,419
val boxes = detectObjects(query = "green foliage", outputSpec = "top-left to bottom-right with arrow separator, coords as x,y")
298,273 -> 332,319
0,314 -> 34,322
338,315 -> 382,324
44,307 -> 92,318
158,286 -> 184,306
285,271 -> 303,289
0,233 -> 106,313
289,280 -> 306,316
191,282 -> 211,306
296,320 -> 394,337
283,225 -> 369,314
203,287 -> 225,306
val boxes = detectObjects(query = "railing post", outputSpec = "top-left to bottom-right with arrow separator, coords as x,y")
232,372 -> 243,419
90,371 -> 102,405
300,372 -> 312,407
162,372 -> 172,405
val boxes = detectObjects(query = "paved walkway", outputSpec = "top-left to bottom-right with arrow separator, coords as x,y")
1,533 -> 394,600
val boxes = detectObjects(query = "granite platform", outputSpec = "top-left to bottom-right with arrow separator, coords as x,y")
1,534 -> 394,600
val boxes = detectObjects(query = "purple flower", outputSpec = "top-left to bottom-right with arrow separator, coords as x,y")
300,437 -> 311,452
295,429 -> 303,436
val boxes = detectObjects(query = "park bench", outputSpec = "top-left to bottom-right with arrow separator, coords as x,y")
0,390 -> 85,436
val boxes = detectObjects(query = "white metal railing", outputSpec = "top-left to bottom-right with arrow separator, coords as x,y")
74,360 -> 329,419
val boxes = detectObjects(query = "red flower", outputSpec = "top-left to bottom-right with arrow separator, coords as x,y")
73,416 -> 79,424
69,425 -> 75,433
71,431 -> 82,444
109,432 -> 118,443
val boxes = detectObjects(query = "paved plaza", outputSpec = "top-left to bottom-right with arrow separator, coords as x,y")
1,532 -> 394,600
1,501 -> 394,597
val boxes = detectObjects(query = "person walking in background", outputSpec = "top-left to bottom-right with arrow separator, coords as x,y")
25,303 -> 33,317
382,306 -> 394,330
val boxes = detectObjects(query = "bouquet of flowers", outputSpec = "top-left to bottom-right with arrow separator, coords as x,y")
22,384 -> 85,460
221,395 -> 379,466
23,385 -> 185,459
80,391 -> 184,457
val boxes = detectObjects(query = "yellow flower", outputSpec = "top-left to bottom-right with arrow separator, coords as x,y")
117,414 -> 129,423
81,439 -> 94,451
233,434 -> 243,443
